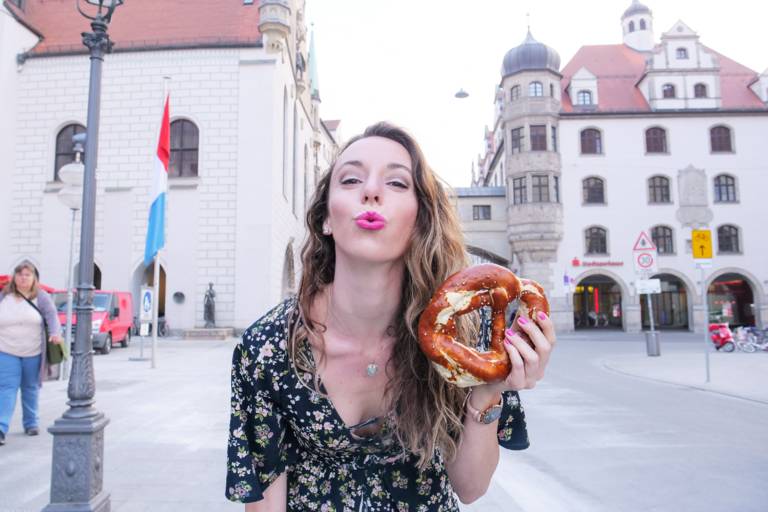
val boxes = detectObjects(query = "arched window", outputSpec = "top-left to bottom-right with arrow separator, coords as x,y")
717,225 -> 740,253
580,128 -> 602,154
550,83 -> 555,97
694,83 -> 708,98
639,19 -> 647,30
582,177 -> 605,204
529,81 -> 544,97
710,125 -> 733,152
169,119 -> 199,178
628,21 -> 635,33
645,127 -> 668,153
714,174 -> 737,202
576,90 -> 593,106
662,84 -> 676,98
676,48 -> 689,59
585,227 -> 608,254
651,226 -> 674,254
510,85 -> 521,101
54,123 -> 86,181
648,176 -> 671,203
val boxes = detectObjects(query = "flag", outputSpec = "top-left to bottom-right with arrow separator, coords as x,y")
144,94 -> 170,266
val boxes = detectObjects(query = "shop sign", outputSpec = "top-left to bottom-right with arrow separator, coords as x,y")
571,257 -> 624,267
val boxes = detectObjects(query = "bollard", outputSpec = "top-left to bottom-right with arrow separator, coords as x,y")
645,331 -> 660,356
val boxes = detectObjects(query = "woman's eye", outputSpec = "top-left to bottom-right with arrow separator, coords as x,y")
340,177 -> 362,185
388,181 -> 408,189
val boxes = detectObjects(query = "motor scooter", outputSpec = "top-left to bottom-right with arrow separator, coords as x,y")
709,323 -> 735,352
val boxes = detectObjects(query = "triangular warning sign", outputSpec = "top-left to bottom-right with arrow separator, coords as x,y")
633,231 -> 657,251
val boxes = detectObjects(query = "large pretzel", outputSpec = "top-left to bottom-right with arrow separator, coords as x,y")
418,263 -> 550,387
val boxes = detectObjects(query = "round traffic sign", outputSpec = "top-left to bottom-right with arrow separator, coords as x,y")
636,252 -> 655,269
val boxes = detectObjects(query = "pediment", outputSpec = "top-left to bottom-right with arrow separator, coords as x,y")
572,66 -> 597,80
663,20 -> 698,39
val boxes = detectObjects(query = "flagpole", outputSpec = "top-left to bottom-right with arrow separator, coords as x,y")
150,78 -> 171,370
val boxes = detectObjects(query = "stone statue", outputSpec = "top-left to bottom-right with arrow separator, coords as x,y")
204,282 -> 216,328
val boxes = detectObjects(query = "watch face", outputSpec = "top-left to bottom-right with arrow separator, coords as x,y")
481,405 -> 502,424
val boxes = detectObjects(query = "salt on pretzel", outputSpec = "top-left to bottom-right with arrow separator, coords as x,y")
418,263 -> 550,387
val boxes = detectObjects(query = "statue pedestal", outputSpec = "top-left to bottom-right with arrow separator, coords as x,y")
183,328 -> 235,340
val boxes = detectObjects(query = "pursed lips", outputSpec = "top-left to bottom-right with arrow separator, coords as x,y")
354,211 -> 387,230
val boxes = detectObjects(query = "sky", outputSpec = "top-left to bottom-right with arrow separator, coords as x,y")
304,0 -> 768,187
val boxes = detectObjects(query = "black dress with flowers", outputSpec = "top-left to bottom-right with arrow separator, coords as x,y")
226,299 -> 529,511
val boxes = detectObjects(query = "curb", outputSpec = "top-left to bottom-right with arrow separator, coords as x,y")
600,358 -> 768,406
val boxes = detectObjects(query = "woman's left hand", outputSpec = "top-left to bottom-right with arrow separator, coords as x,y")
475,311 -> 556,401
497,311 -> 556,391
49,334 -> 64,345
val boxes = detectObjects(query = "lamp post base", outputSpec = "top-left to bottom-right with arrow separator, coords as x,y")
44,412 -> 110,512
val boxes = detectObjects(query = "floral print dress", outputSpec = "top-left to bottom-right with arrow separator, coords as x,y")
226,299 -> 529,511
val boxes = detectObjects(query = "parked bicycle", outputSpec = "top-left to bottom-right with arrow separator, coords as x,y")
733,327 -> 768,352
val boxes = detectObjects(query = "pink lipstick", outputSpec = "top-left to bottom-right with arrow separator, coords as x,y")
354,211 -> 387,230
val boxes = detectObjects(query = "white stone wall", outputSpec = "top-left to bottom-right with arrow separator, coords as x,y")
557,114 -> 768,331
455,194 -> 510,262
0,5 -> 40,273
5,43 -> 325,331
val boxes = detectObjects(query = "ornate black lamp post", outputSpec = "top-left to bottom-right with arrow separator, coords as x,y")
45,2 -> 123,511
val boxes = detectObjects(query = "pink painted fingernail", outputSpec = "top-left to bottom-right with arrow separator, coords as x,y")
518,316 -> 528,326
504,338 -> 512,346
538,311 -> 548,321
505,328 -> 514,337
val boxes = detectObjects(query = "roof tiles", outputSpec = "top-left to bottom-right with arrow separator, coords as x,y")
7,0 -> 262,56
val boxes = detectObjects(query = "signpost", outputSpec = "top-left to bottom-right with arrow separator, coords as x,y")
633,231 -> 660,356
693,229 -> 713,382
130,287 -> 153,362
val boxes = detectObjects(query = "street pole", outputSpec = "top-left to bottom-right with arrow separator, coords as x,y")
61,208 -> 77,381
45,2 -> 121,510
151,253 -> 159,369
701,264 -> 711,383
645,292 -> 655,332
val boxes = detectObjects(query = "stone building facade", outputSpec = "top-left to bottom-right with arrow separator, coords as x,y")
459,0 -> 768,333
0,0 -> 337,332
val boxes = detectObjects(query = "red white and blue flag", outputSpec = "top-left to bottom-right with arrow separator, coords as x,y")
144,94 -> 170,266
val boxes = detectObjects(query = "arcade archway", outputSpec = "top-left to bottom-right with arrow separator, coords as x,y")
641,273 -> 689,330
708,273 -> 755,326
573,274 -> 623,329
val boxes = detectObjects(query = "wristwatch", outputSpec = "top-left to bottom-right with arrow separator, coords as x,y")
465,392 -> 503,424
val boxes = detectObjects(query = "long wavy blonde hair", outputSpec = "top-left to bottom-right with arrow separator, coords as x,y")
288,121 -> 473,468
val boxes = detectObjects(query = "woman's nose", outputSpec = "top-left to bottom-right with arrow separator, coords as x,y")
361,177 -> 382,204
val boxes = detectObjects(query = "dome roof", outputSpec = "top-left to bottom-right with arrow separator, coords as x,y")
501,31 -> 561,78
623,0 -> 651,18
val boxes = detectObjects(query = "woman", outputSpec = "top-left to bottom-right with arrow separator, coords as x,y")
0,261 -> 63,446
226,123 -> 555,510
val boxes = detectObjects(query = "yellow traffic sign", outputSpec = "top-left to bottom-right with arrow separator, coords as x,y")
692,229 -> 712,259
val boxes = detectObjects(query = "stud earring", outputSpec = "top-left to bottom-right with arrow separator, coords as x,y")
322,225 -> 332,235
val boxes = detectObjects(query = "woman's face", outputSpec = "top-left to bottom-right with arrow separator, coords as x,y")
14,268 -> 35,292
326,136 -> 419,265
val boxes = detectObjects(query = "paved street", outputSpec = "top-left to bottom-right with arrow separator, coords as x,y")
1,331 -> 767,512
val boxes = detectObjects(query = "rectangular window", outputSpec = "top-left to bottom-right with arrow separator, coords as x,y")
551,126 -> 558,152
512,177 -> 526,204
554,176 -> 560,203
472,205 -> 491,221
530,125 -> 547,151
510,127 -> 524,154
532,175 -> 549,203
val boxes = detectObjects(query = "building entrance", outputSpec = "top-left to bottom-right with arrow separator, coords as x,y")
708,273 -> 755,327
573,275 -> 623,329
641,273 -> 689,329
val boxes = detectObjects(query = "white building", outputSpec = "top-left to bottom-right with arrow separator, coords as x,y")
0,0 -> 337,332
459,0 -> 768,333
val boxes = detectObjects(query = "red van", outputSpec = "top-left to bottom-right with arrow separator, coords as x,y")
53,290 -> 134,354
